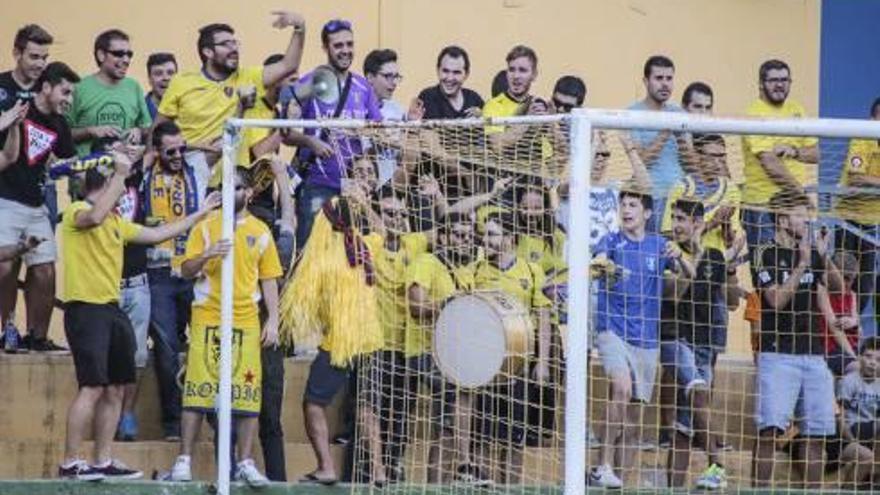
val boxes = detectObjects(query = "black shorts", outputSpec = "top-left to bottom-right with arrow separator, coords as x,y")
304,349 -> 350,407
64,302 -> 136,387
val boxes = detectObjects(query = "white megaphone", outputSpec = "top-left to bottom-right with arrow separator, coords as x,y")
292,65 -> 340,105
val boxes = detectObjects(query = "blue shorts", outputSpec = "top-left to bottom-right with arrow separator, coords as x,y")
660,339 -> 715,436
304,349 -> 350,407
755,352 -> 836,436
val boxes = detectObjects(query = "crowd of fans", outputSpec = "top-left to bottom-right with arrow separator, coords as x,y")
0,11 -> 878,490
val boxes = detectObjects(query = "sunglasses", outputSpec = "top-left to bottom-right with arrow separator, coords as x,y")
323,19 -> 352,35
107,49 -> 134,59
552,98 -> 576,112
595,151 -> 611,160
162,145 -> 187,157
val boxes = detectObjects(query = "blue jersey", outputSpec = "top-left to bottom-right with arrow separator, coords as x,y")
594,231 -> 670,348
627,100 -> 683,198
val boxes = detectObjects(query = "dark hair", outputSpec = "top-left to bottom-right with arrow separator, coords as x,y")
515,185 -> 557,247
870,97 -> 880,118
147,52 -> 177,73
197,23 -> 234,64
682,81 -> 713,107
82,168 -> 108,196
13,24 -> 53,52
436,45 -> 470,73
861,336 -> 880,354
643,55 -> 674,78
759,59 -> 790,81
151,120 -> 182,148
321,19 -> 353,46
553,75 -> 586,105
363,49 -> 398,77
619,190 -> 654,211
506,45 -> 538,71
672,198 -> 705,218
491,69 -> 508,98
768,190 -> 810,225
693,133 -> 726,150
35,62 -> 79,91
90,136 -> 121,154
235,166 -> 255,188
93,29 -> 130,67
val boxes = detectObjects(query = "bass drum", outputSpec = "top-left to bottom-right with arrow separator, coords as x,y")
433,290 -> 534,388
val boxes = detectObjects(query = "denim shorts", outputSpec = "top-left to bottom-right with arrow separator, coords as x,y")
660,339 -> 715,436
304,349 -> 350,407
755,352 -> 836,436
595,331 -> 659,403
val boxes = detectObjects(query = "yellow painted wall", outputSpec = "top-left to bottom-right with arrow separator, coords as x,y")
0,0 -> 819,355
1,0 -> 819,115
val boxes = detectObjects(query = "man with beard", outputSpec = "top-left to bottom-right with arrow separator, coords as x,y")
145,53 -> 177,120
417,46 -> 483,120
742,60 -> 818,252
141,121 -> 201,441
68,29 -> 151,156
0,62 -> 77,353
627,55 -> 683,231
166,167 -> 282,487
286,19 -> 382,249
406,212 -> 478,483
157,12 -> 305,199
751,191 -> 838,488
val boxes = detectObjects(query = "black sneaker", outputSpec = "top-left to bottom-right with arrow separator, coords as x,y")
454,464 -> 493,487
658,428 -> 672,449
29,337 -> 68,353
58,460 -> 105,481
93,459 -> 143,479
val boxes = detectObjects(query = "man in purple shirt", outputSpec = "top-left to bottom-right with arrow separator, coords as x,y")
286,19 -> 381,248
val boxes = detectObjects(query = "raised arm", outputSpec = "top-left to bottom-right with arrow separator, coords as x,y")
261,11 -> 306,89
73,152 -> 131,229
131,191 -> 221,245
0,100 -> 28,172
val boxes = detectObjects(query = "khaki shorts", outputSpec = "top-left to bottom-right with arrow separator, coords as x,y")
0,197 -> 56,265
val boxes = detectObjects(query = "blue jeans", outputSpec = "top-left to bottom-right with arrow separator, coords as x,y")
660,340 -> 715,436
147,268 -> 193,435
295,183 -> 337,250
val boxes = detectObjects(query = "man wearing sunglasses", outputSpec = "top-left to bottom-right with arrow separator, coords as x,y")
68,29 -> 151,156
285,19 -> 381,249
140,120 -> 201,442
157,11 -> 306,201
550,75 -> 585,115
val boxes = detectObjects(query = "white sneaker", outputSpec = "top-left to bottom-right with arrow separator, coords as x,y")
169,455 -> 192,482
235,458 -> 269,488
588,464 -> 623,489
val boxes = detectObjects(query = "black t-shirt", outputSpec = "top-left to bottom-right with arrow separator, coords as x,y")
120,169 -> 147,279
418,85 -> 484,120
0,71 -> 36,143
0,103 -> 75,206
660,247 -> 727,346
754,243 -> 825,355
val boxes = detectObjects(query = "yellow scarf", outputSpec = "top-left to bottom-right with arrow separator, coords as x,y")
145,166 -> 193,273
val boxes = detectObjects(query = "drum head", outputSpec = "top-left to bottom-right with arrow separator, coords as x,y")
434,294 -> 508,388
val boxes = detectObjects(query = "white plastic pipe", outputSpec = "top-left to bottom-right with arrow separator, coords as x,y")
564,110 -> 592,495
216,126 -> 238,495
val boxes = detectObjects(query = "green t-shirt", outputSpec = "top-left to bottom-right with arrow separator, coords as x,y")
66,74 -> 152,156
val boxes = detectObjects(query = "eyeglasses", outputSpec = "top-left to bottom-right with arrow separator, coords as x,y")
378,72 -> 403,83
107,49 -> 134,59
213,39 -> 240,50
162,145 -> 187,157
323,19 -> 353,35
595,151 -> 611,160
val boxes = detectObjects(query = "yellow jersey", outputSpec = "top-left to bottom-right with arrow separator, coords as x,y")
516,230 -> 566,277
61,201 -> 142,304
363,232 -> 429,352
186,212 -> 283,328
471,257 -> 551,311
661,175 -> 743,252
404,252 -> 474,357
483,92 -> 553,160
158,66 -> 265,145
208,96 -> 277,188
742,98 -> 817,205
835,138 -> 880,224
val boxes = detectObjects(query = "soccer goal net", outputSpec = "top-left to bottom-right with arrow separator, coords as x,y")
216,109 -> 880,495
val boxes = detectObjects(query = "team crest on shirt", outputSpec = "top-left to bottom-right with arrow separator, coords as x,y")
25,119 -> 58,166
224,86 -> 234,98
852,156 -> 864,169
646,256 -> 656,271
246,235 -> 256,248
519,278 -> 530,290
